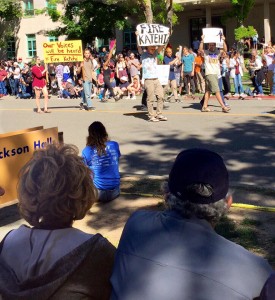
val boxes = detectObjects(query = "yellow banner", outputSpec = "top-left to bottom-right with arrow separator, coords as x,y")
0,127 -> 59,206
43,40 -> 83,63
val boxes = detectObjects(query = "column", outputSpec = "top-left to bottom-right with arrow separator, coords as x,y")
264,0 -> 271,43
206,6 -> 212,28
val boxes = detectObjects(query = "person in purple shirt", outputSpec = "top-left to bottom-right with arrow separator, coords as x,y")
82,121 -> 121,203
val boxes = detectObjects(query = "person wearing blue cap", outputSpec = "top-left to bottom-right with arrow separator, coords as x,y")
111,148 -> 272,300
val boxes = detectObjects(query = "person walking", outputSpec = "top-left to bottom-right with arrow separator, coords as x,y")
199,36 -> 230,113
78,48 -> 97,111
137,35 -> 167,122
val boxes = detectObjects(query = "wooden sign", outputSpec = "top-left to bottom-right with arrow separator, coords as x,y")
43,40 -> 83,63
136,23 -> 170,46
0,127 -> 59,206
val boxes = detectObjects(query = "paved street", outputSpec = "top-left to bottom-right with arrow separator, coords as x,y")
1,94 -> 275,188
1,94 -> 275,243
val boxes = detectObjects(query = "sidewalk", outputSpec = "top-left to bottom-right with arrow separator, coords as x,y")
1,176 -> 275,246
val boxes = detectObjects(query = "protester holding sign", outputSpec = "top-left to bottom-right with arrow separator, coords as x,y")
31,56 -> 50,113
136,23 -> 169,122
199,33 -> 230,113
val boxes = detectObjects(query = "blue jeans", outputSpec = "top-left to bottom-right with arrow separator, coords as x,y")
9,78 -> 15,95
253,75 -> 263,94
83,80 -> 93,107
272,72 -> 275,95
0,81 -> 7,95
62,90 -> 71,98
234,74 -> 244,94
98,187 -> 120,203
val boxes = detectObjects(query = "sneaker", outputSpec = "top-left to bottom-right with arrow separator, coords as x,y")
233,94 -> 240,97
148,116 -> 160,122
157,115 -> 168,121
87,106 -> 96,111
164,98 -> 171,103
240,93 -> 247,98
224,93 -> 230,100
222,107 -> 230,113
201,107 -> 211,112
131,96 -> 136,100
114,96 -> 120,101
140,105 -> 148,111
79,102 -> 85,110
167,93 -> 173,100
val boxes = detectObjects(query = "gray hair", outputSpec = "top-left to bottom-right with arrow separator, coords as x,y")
162,182 -> 229,224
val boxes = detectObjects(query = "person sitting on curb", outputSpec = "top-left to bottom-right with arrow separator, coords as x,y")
0,143 -> 115,299
111,148 -> 272,300
82,121 -> 121,203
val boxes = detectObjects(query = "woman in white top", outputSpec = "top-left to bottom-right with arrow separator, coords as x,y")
12,62 -> 21,98
229,51 -> 245,98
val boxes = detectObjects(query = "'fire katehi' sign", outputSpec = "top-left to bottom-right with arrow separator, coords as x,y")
136,23 -> 170,46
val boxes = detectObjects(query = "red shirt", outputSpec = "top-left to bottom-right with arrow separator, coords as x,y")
0,70 -> 8,82
32,65 -> 46,88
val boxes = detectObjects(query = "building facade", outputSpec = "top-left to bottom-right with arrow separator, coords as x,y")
5,0 -> 275,59
5,0 -> 65,61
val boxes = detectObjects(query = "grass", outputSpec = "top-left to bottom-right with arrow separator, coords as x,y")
120,177 -> 275,266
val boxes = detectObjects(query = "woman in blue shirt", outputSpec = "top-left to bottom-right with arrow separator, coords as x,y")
82,121 -> 121,202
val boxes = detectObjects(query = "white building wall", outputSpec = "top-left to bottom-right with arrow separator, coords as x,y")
16,0 -> 66,61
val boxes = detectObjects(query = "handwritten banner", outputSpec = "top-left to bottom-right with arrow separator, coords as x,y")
0,127 -> 59,206
136,23 -> 169,46
202,27 -> 223,45
43,40 -> 83,63
157,65 -> 170,85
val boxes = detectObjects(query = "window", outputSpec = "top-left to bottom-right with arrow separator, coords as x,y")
27,34 -> 36,58
190,18 -> 206,46
46,0 -> 57,10
49,36 -> 58,42
123,29 -> 137,50
24,0 -> 34,16
7,38 -> 16,60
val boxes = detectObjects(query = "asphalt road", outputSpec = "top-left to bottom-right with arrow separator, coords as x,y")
1,94 -> 275,189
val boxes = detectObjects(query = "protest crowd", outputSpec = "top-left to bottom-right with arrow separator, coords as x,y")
1,22 -> 275,299
0,37 -> 275,114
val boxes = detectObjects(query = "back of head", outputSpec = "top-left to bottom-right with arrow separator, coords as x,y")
18,143 -> 97,229
87,121 -> 108,155
166,148 -> 229,223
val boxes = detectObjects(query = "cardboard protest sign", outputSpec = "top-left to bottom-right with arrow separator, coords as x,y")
202,28 -> 223,44
0,127 -> 58,206
43,40 -> 83,63
157,65 -> 170,85
136,23 -> 169,46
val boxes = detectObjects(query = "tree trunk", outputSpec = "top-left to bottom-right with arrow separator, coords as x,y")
141,0 -> 153,23
166,0 -> 173,34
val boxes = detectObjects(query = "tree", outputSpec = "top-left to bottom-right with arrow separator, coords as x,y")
46,0 -> 182,44
225,0 -> 255,26
0,0 -> 22,48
